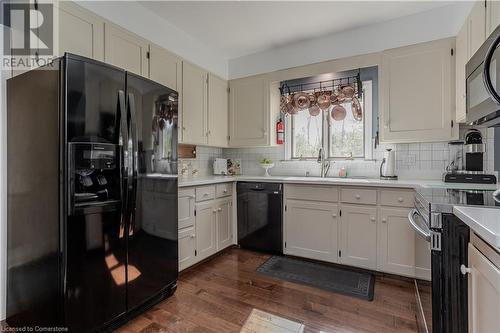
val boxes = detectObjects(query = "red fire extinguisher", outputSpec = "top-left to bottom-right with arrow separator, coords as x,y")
276,118 -> 284,145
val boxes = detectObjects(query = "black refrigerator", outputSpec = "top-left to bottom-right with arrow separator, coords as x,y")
6,53 -> 178,332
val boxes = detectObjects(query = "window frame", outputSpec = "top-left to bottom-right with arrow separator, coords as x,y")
285,80 -> 373,160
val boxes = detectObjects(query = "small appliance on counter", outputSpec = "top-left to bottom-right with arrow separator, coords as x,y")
380,149 -> 397,180
213,158 -> 229,175
443,129 -> 497,184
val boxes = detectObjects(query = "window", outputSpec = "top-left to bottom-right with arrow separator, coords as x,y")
286,80 -> 372,160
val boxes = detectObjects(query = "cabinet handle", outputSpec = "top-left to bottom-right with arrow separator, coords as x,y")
355,194 -> 361,199
370,217 -> 376,222
203,193 -> 209,196
397,197 -> 404,203
381,218 -> 387,223
460,264 -> 471,275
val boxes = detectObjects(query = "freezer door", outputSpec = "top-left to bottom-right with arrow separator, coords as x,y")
126,74 -> 178,311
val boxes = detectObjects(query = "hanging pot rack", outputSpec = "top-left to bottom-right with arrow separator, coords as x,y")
279,72 -> 363,99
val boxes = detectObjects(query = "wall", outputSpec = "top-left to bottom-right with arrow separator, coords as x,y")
76,1 -> 228,79
223,127 -> 496,180
228,2 -> 473,79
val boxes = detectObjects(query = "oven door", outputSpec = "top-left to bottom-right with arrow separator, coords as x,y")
466,25 -> 500,126
409,208 -> 433,333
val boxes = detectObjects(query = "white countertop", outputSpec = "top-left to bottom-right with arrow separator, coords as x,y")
453,206 -> 500,250
178,175 -> 498,190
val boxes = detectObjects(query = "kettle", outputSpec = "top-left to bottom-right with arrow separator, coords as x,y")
380,149 -> 398,180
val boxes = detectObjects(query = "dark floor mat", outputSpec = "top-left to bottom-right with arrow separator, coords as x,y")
256,256 -> 375,301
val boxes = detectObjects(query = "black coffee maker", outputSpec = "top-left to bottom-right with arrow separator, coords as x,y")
443,129 -> 497,184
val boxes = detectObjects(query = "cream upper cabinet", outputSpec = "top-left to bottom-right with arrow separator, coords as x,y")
181,62 -> 208,145
456,22 -> 468,124
229,75 -> 277,147
487,0 -> 500,35
104,23 -> 148,77
216,198 -> 232,251
380,38 -> 456,143
284,200 -> 339,263
377,207 -> 415,277
149,44 -> 182,91
340,204 -> 377,270
57,1 -> 104,61
208,73 -> 229,147
467,243 -> 500,333
469,1 -> 487,58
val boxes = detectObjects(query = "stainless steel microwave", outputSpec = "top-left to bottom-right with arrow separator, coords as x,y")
466,24 -> 500,127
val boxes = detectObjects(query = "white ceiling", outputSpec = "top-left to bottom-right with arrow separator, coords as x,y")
139,1 -> 455,60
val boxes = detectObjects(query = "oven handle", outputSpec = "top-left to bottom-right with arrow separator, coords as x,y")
483,31 -> 500,105
408,209 -> 431,242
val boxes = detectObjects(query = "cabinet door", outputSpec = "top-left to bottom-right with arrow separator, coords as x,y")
229,75 -> 270,146
340,204 -> 377,270
456,22 -> 468,124
149,44 -> 181,91
469,1 -> 486,58
208,73 -> 229,147
468,244 -> 500,333
178,189 -> 195,229
104,23 -> 148,76
415,233 -> 431,280
58,2 -> 104,61
216,198 -> 232,250
487,0 -> 500,35
380,38 -> 455,143
378,207 -> 415,277
195,201 -> 216,261
179,227 -> 196,271
182,62 -> 208,145
284,200 -> 339,263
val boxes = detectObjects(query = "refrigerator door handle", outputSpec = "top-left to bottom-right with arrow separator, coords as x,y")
118,89 -> 127,239
127,92 -> 139,236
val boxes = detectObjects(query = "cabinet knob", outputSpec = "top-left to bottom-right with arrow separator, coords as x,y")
190,234 -> 195,238
203,193 -> 209,196
212,209 -> 217,213
332,213 -> 337,218
355,194 -> 361,200
370,217 -> 376,222
190,195 -> 195,199
218,207 -> 222,212
182,126 -> 186,130
398,197 -> 404,203
460,264 -> 471,275
223,189 -> 228,193
381,218 -> 387,223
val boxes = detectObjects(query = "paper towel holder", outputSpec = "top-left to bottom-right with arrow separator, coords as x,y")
380,149 -> 398,180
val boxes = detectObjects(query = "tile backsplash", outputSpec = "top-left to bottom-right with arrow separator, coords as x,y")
180,126 -> 496,180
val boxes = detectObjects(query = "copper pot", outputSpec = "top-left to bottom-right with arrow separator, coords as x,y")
341,84 -> 355,99
286,99 -> 299,114
351,97 -> 362,121
317,92 -> 331,110
331,104 -> 346,121
294,92 -> 310,109
309,104 -> 321,116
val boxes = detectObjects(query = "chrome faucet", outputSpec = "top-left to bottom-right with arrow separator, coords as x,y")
317,148 -> 331,178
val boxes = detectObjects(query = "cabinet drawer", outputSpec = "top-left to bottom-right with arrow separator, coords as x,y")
286,184 -> 338,202
195,185 -> 215,202
216,183 -> 233,198
380,189 -> 414,208
341,188 -> 377,205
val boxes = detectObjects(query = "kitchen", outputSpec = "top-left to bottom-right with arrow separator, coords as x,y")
1,1 -> 500,333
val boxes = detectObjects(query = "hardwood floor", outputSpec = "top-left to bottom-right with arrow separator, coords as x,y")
116,248 -> 418,333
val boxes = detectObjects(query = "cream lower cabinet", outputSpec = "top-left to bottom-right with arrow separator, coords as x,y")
284,200 -> 339,263
179,227 -> 196,271
216,197 -> 233,251
195,200 -> 217,261
178,183 -> 235,271
467,242 -> 500,333
380,38 -> 456,143
377,207 -> 415,277
340,204 -> 377,270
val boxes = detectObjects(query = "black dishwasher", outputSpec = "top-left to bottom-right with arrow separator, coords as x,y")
237,182 -> 283,254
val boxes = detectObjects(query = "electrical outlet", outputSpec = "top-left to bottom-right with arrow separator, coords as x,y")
407,154 -> 416,165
